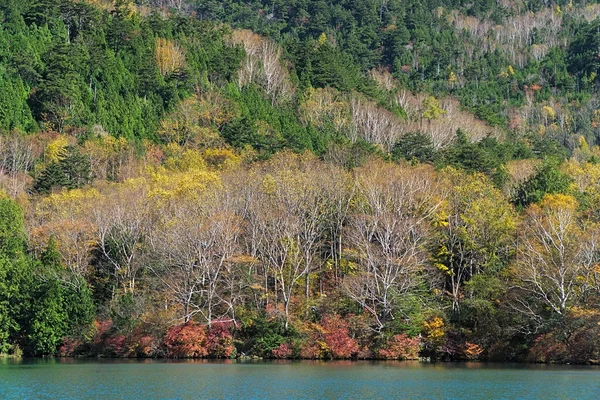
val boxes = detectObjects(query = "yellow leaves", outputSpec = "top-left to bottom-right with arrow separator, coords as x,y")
422,96 -> 446,120
148,167 -> 220,201
155,38 -> 186,76
197,91 -> 239,128
439,167 -> 516,260
38,187 -> 100,220
448,71 -> 456,83
82,135 -> 130,165
163,146 -> 207,172
261,173 -> 277,196
567,306 -> 600,321
342,258 -> 359,276
45,136 -> 70,163
539,193 -> 578,212
157,98 -> 200,146
498,66 -> 515,79
203,148 -> 241,170
578,135 -> 590,152
538,124 -> 546,135
592,109 -> 600,128
423,317 -> 445,340
163,144 -> 240,173
432,199 -> 450,227
542,106 -> 556,121
317,32 -> 328,46
299,87 -> 351,133
158,92 -> 236,147
46,187 -> 100,203
435,263 -> 451,275
229,255 -> 260,265
564,158 -> 600,197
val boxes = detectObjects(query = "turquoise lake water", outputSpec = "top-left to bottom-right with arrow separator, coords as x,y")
0,359 -> 598,399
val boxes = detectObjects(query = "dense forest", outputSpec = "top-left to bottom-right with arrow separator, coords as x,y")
1,0 -> 600,363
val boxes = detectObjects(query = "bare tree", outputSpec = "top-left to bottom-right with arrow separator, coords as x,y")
344,162 -> 439,331
0,133 -> 35,196
92,183 -> 152,296
230,30 -> 295,104
151,189 -> 241,325
512,195 -> 599,320
251,153 -> 330,329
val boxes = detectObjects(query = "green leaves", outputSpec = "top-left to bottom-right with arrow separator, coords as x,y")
513,161 -> 573,208
34,146 -> 92,194
0,207 -> 95,355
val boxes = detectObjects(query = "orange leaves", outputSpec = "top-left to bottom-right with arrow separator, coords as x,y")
164,322 -> 208,358
464,342 -> 484,360
378,334 -> 421,360
155,38 -> 186,76
298,315 -> 358,359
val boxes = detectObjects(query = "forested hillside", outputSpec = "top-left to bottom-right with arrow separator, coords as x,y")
1,0 -> 600,363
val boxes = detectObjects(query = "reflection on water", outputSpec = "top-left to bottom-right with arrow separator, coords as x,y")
1,359 -> 598,399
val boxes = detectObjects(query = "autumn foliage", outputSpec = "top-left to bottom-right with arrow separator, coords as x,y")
206,321 -> 236,358
271,342 -> 293,359
6,0 -> 600,364
378,334 -> 421,360
299,315 -> 359,359
155,38 -> 186,76
164,323 -> 208,358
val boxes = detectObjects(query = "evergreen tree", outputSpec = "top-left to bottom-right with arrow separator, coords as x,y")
34,146 -> 92,194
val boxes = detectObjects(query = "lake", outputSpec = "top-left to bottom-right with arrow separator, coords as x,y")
0,359 -> 598,399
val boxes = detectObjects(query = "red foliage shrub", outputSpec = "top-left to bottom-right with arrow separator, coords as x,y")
299,340 -> 325,359
104,334 -> 126,356
321,315 -> 359,359
265,303 -> 286,320
528,333 -> 567,363
90,319 -> 126,356
299,315 -> 359,359
123,326 -> 162,357
206,321 -> 235,358
528,308 -> 600,364
272,342 -> 293,359
164,322 -> 208,358
136,335 -> 160,357
93,319 -> 114,346
59,337 -> 82,357
378,334 -> 421,360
